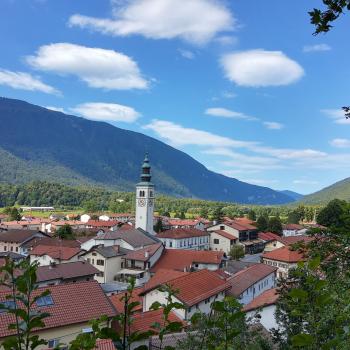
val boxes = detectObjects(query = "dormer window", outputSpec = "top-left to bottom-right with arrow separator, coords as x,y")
36,295 -> 54,307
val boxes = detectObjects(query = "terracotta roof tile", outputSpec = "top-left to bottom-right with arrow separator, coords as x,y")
125,243 -> 163,262
227,264 -> 277,297
156,228 -> 208,239
109,287 -> 143,314
243,288 -> 279,312
213,230 -> 237,240
29,245 -> 81,260
262,246 -> 304,263
0,281 -> 117,338
130,308 -> 185,333
143,270 -> 230,307
94,339 -> 115,350
150,249 -> 224,273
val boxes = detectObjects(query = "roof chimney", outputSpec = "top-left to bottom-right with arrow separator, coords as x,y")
145,251 -> 149,258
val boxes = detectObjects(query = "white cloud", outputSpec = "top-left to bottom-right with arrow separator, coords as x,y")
0,69 -> 59,95
263,121 -> 284,130
178,49 -> 195,59
69,0 -> 234,45
330,138 -> 350,148
243,178 -> 279,185
71,102 -> 141,123
143,120 -> 256,148
303,44 -> 331,52
214,35 -> 238,46
205,107 -> 258,121
222,91 -> 237,99
46,106 -> 66,113
322,109 -> 350,124
26,43 -> 148,90
220,49 -> 304,87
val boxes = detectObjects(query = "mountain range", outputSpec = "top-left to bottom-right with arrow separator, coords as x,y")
0,97 -> 299,205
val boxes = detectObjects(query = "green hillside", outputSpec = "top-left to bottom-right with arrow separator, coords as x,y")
301,177 -> 350,204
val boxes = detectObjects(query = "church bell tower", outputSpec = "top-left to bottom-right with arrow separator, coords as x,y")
135,154 -> 155,234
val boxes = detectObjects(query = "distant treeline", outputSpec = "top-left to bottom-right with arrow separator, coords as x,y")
0,181 -> 320,222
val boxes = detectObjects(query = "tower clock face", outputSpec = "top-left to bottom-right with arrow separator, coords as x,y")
138,199 -> 146,207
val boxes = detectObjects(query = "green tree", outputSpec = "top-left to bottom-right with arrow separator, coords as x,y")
154,218 -> 163,233
211,206 -> 224,223
3,207 -> 21,221
247,210 -> 256,221
0,260 -> 51,350
179,211 -> 186,219
178,296 -> 272,349
55,224 -> 74,239
287,210 -> 301,224
267,216 -> 283,235
229,244 -> 245,260
309,0 -> 350,34
256,215 -> 268,232
316,198 -> 348,227
199,207 -> 209,219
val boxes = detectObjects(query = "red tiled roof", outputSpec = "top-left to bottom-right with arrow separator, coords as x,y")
168,219 -> 203,226
87,220 -> 120,227
109,287 -> 143,314
243,288 -> 279,312
143,269 -> 189,294
163,270 -> 231,306
130,308 -> 185,333
0,281 -> 117,338
125,243 -> 163,262
25,237 -> 80,249
94,339 -> 115,350
150,249 -> 224,273
278,235 -> 313,246
156,228 -> 208,239
213,230 -> 237,240
29,245 -> 81,260
262,246 -> 304,263
226,221 -> 257,231
234,217 -> 256,225
227,264 -> 277,297
258,232 -> 280,242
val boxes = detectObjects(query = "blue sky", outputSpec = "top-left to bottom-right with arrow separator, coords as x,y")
1,0 -> 350,195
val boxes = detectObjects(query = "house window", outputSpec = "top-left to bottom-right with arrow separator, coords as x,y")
15,247 -> 18,252
87,258 -> 91,264
48,339 -> 59,348
10,247 -> 13,252
0,300 -> 16,313
139,190 -> 145,197
36,295 -> 54,307
214,239 -> 219,244
150,191 -> 153,197
4,246 -> 7,251
220,225 -> 225,230
169,241 -> 172,248
96,259 -> 104,266
92,253 -> 97,256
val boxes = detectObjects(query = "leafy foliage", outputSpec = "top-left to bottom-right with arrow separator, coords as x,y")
0,260 -> 50,350
309,0 -> 350,34
229,245 -> 245,260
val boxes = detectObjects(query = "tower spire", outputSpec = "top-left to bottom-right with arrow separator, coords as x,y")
140,153 -> 151,183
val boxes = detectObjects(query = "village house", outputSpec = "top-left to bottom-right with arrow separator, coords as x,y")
151,249 -> 225,273
86,220 -> 120,231
282,224 -> 307,237
43,220 -> 86,234
262,246 -> 305,279
116,243 -> 164,286
99,213 -> 134,223
0,229 -> 48,256
243,288 -> 279,331
81,245 -> 130,284
0,219 -> 49,231
29,245 -> 82,266
226,264 -> 277,305
141,269 -> 231,320
259,232 -> 313,252
208,229 -> 238,255
156,228 -> 210,250
0,280 -> 116,349
80,227 -> 159,252
35,261 -> 99,287
164,218 -> 208,231
207,221 -> 264,254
